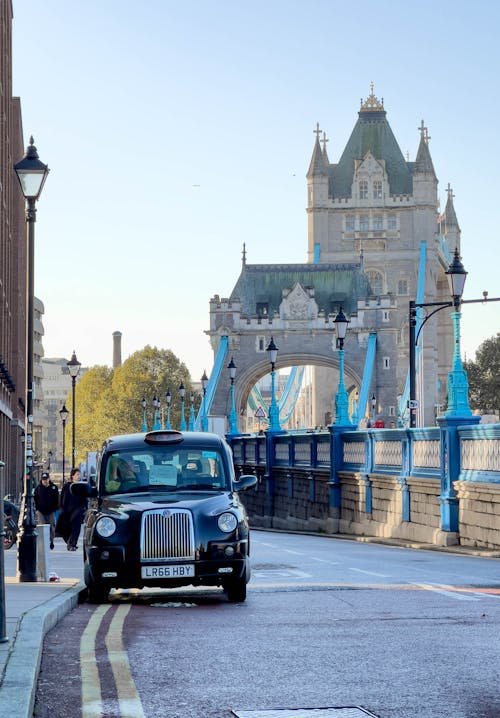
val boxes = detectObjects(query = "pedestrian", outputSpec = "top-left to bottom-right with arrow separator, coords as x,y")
59,468 -> 86,551
34,471 -> 59,550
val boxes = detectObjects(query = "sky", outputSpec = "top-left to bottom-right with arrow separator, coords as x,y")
11,0 -> 500,381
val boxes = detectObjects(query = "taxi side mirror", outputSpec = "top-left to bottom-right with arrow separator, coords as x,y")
233,474 -> 257,491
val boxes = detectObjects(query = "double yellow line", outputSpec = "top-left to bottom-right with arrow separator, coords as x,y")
80,604 -> 146,718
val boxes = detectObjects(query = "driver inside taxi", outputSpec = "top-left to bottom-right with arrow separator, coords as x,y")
106,455 -> 139,493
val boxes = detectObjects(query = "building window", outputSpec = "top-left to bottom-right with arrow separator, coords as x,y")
388,215 -> 397,230
383,310 -> 390,322
359,180 -> 368,199
359,215 -> 369,231
256,337 -> 266,352
256,303 -> 268,317
388,406 -> 396,416
345,215 -> 355,231
383,356 -> 390,369
366,269 -> 384,295
373,215 -> 383,230
373,180 -> 382,199
398,279 -> 408,295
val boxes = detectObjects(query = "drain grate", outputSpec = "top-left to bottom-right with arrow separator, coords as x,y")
232,708 -> 378,717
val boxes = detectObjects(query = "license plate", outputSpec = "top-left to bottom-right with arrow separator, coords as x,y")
141,564 -> 195,579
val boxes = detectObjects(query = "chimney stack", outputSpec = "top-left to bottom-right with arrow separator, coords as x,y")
112,331 -> 122,368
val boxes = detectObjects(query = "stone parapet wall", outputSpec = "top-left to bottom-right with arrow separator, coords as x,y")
455,481 -> 500,549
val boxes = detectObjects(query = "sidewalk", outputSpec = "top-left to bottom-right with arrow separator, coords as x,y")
0,536 -> 85,718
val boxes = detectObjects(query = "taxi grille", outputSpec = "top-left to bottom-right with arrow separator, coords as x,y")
141,509 -> 195,561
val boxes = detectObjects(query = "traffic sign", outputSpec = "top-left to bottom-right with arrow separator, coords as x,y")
254,406 -> 266,419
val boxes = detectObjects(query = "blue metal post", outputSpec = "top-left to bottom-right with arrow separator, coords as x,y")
201,371 -> 209,431
179,384 -> 186,431
153,396 -> 161,431
228,382 -> 239,434
268,366 -> 281,432
335,347 -> 353,427
188,394 -> 195,431
445,310 -> 473,418
141,398 -> 147,432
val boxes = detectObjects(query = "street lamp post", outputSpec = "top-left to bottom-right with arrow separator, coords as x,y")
14,136 -> 49,582
179,383 -> 186,431
266,337 -> 282,432
165,389 -> 172,429
370,394 -> 377,425
59,405 -> 69,483
152,395 -> 161,430
201,371 -> 209,431
187,393 -> 195,431
0,460 -> 8,642
227,357 -> 238,435
141,397 -> 147,432
67,351 -> 81,469
333,308 -> 353,426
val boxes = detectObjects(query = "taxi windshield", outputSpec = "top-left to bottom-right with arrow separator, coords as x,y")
103,446 -> 229,495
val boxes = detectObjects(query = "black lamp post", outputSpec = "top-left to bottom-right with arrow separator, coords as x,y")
333,307 -> 353,426
0,460 -> 7,642
179,383 -> 186,431
67,351 -> 81,468
14,136 -> 49,583
59,404 -> 69,483
141,397 -> 147,432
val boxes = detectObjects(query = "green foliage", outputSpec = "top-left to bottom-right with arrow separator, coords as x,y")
464,333 -> 500,417
70,345 -> 199,464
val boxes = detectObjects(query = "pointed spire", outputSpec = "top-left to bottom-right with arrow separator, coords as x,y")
321,131 -> 330,164
444,183 -> 459,227
242,243 -> 247,266
414,119 -> 436,176
307,122 -> 328,177
359,81 -> 385,114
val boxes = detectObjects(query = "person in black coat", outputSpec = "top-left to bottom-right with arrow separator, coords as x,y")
34,472 -> 59,549
59,468 -> 86,551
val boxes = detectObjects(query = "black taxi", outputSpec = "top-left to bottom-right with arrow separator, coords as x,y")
71,430 -> 257,603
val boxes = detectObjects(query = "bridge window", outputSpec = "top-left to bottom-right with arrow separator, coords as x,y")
388,215 -> 397,230
383,356 -> 390,369
256,303 -> 269,317
398,279 -> 408,295
366,269 -> 384,295
359,215 -> 369,231
359,180 -> 368,199
373,180 -> 383,199
256,336 -> 266,352
345,215 -> 355,231
373,215 -> 383,230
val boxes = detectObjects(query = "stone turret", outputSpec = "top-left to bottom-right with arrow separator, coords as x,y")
413,120 -> 438,206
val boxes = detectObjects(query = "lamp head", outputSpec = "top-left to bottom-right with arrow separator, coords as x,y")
334,307 -> 350,341
445,248 -> 467,307
179,382 -> 185,399
67,351 -> 81,379
165,389 -> 171,405
14,136 -> 49,200
227,357 -> 237,381
59,404 -> 69,423
201,371 -> 208,391
266,337 -> 278,366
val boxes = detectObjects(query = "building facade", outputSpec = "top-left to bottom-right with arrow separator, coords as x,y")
0,1 -> 29,500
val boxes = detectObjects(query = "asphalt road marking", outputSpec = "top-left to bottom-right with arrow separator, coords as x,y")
80,604 -> 146,718
415,583 -> 479,601
81,604 -> 112,718
105,604 -> 146,718
349,568 -> 390,577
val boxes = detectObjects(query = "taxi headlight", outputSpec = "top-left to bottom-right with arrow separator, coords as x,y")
217,512 -> 237,533
95,516 -> 116,538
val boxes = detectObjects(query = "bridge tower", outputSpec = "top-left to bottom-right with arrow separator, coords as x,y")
207,86 -> 460,430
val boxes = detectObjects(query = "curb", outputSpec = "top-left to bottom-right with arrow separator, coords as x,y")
0,580 -> 86,718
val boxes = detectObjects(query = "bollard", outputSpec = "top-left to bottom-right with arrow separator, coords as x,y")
36,524 -> 50,581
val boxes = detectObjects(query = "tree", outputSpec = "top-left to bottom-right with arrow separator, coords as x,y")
464,333 -> 500,417
70,345 -> 197,464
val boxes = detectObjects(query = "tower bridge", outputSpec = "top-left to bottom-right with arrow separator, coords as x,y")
203,86 -> 460,432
